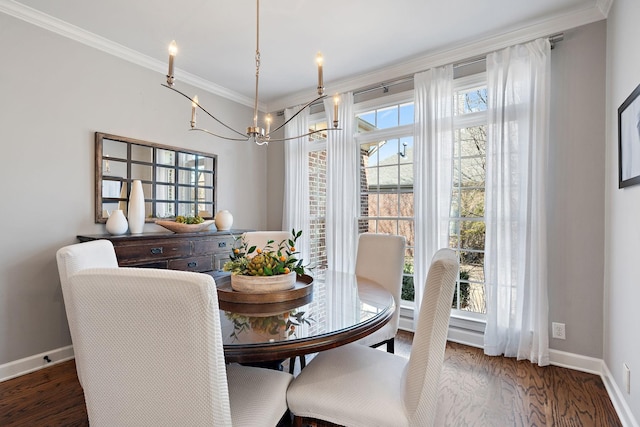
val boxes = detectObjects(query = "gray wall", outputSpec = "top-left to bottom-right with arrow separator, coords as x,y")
547,21 -> 606,357
605,0 -> 640,417
0,13 -> 268,365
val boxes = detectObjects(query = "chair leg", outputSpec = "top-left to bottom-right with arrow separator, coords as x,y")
288,355 -> 307,374
387,337 -> 395,353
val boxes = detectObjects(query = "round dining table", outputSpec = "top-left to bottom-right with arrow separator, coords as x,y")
211,269 -> 395,365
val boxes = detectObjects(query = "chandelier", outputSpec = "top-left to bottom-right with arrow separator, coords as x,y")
162,0 -> 340,146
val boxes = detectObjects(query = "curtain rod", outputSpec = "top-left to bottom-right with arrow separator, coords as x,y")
352,33 -> 564,98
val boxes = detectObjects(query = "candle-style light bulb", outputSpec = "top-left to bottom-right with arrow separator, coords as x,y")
316,52 -> 324,96
191,95 -> 198,128
265,114 -> 272,136
167,40 -> 177,86
333,94 -> 339,128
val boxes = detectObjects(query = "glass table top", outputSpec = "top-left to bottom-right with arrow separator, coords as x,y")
216,269 -> 395,363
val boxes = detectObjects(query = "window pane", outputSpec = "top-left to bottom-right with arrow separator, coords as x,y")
399,192 -> 414,217
458,188 -> 485,218
380,193 -> 398,217
398,219 -> 414,247
459,221 -> 485,251
454,87 -> 487,115
377,106 -> 398,129
399,103 -> 414,126
378,165 -> 399,187
377,139 -> 399,165
377,219 -> 397,235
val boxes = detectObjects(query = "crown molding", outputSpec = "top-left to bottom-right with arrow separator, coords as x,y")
267,3 -> 607,112
0,0 -> 258,110
596,0 -> 614,17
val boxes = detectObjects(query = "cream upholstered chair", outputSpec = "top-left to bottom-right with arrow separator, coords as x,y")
287,248 -> 459,427
56,239 -> 120,387
354,232 -> 406,353
242,231 -> 292,255
67,267 -> 293,427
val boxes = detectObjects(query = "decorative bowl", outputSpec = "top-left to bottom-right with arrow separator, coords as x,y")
155,219 -> 215,233
230,271 -> 297,293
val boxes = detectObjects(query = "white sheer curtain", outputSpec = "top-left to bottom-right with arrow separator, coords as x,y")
413,67 -> 454,326
324,92 -> 357,272
283,106 -> 311,262
484,38 -> 550,366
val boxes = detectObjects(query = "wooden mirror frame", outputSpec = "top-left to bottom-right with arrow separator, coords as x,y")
95,132 -> 217,224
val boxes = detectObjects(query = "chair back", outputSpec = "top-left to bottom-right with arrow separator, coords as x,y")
68,268 -> 232,426
56,240 -> 119,386
355,233 -> 406,333
242,231 -> 292,255
403,248 -> 459,426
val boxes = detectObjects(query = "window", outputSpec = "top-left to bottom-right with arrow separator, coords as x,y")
450,74 -> 487,314
306,76 -> 488,317
355,92 -> 415,301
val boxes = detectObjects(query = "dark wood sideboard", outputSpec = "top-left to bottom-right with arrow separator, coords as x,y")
77,230 -> 247,279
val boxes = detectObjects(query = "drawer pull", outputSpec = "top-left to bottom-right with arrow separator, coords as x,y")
150,247 -> 163,255
187,261 -> 197,268
218,242 -> 227,248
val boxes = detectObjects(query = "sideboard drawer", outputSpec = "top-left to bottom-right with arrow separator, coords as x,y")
193,236 -> 236,254
168,255 -> 213,272
114,241 -> 192,263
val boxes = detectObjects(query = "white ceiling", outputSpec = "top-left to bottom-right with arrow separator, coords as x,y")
4,0 -> 608,110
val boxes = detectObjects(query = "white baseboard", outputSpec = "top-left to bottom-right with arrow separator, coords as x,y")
0,345 -> 75,383
601,363 -> 640,427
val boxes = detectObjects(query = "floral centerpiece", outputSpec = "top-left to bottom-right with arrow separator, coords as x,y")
223,229 -> 306,292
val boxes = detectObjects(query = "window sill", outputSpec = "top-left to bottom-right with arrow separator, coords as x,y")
399,302 -> 485,348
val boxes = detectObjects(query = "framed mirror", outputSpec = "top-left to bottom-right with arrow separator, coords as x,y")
95,132 -> 217,224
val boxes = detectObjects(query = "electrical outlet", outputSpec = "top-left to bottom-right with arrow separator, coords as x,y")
624,363 -> 631,394
552,322 -> 565,339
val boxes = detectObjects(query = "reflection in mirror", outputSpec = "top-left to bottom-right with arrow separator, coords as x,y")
95,132 -> 217,224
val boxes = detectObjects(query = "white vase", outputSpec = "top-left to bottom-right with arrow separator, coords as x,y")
215,210 -> 233,231
105,209 -> 128,235
128,180 -> 145,234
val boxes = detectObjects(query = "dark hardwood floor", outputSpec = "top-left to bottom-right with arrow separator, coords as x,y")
0,331 -> 621,426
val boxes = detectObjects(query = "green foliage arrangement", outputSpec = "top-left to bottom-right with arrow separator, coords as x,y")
223,229 -> 306,276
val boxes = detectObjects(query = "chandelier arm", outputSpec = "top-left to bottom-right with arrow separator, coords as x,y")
189,127 -> 250,142
269,94 -> 328,135
161,84 -> 248,139
266,127 -> 342,143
